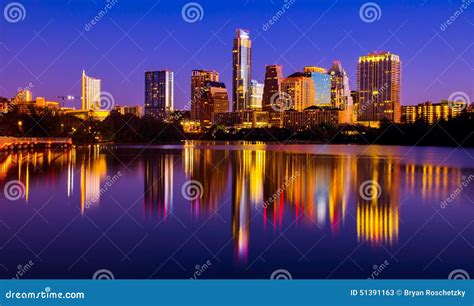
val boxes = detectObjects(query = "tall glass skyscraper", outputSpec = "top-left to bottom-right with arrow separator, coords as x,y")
232,29 -> 252,111
357,52 -> 401,123
145,70 -> 174,119
304,66 -> 331,106
81,70 -> 101,110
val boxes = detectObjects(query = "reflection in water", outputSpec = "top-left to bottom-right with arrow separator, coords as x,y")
0,145 -> 469,262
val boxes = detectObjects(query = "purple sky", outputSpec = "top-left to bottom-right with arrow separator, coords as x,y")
0,0 -> 473,109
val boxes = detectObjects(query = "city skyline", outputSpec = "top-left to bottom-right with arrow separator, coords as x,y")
0,0 -> 471,110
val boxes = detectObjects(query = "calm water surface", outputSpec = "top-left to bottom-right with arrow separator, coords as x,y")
0,142 -> 473,279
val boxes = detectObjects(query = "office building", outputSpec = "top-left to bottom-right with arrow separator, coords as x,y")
262,65 -> 283,110
401,101 -> 466,124
190,70 -> 220,121
145,70 -> 174,119
281,73 -> 315,111
357,52 -> 401,123
304,66 -> 331,106
250,80 -> 264,109
81,70 -> 101,110
198,81 -> 230,127
232,29 -> 252,111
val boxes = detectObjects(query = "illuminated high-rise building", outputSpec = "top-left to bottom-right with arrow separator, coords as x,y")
262,65 -> 283,110
329,61 -> 354,124
199,81 -> 230,127
250,80 -> 264,109
191,70 -> 219,121
281,73 -> 315,111
357,52 -> 401,123
81,70 -> 101,110
145,70 -> 174,119
401,101 -> 466,124
232,29 -> 252,111
304,66 -> 331,106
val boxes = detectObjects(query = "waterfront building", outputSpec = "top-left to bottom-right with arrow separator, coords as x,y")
145,70 -> 174,119
328,61 -> 354,124
401,101 -> 466,124
250,80 -> 264,109
81,70 -> 101,110
304,66 -> 331,106
232,29 -> 252,111
262,65 -> 283,110
357,52 -> 401,123
213,110 -> 269,128
114,105 -> 143,118
198,81 -> 230,127
282,106 -> 340,130
281,73 -> 315,111
191,70 -> 220,121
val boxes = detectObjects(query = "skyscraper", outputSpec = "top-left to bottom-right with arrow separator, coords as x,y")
81,70 -> 101,110
250,80 -> 264,109
191,70 -> 219,121
357,52 -> 401,123
304,66 -> 331,106
200,81 -> 230,127
232,29 -> 252,111
145,70 -> 174,119
262,65 -> 283,110
329,61 -> 354,124
281,73 -> 315,111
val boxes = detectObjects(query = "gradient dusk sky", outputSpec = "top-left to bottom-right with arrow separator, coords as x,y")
0,0 -> 473,110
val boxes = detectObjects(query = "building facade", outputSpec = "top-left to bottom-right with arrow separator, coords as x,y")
262,65 -> 283,110
191,70 -> 219,121
282,107 -> 340,130
281,73 -> 315,111
304,66 -> 331,106
232,29 -> 252,111
401,101 -> 466,124
357,52 -> 401,123
250,80 -> 264,109
145,70 -> 174,119
198,81 -> 230,127
114,105 -> 143,118
81,70 -> 101,110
